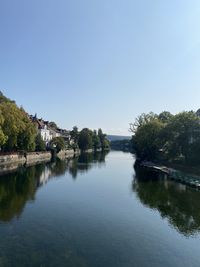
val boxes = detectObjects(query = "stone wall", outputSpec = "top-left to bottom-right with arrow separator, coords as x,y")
0,151 -> 52,167
56,148 -> 100,160
0,153 -> 26,165
57,149 -> 80,160
26,152 -> 52,165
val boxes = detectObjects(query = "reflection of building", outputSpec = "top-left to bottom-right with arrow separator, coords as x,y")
39,166 -> 52,185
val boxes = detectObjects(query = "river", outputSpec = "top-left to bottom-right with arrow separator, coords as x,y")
0,151 -> 200,267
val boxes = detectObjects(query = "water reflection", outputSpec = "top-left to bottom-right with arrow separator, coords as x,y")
68,152 -> 107,179
133,166 -> 200,236
0,152 -> 108,222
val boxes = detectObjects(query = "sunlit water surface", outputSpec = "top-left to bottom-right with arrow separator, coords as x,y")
0,151 -> 200,267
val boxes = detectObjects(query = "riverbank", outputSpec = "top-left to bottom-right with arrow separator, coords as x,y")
135,159 -> 200,189
0,151 -> 52,166
57,149 -> 80,160
0,150 -> 76,175
0,148 -> 109,175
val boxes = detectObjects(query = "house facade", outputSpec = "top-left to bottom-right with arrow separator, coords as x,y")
29,114 -> 71,147
40,125 -> 53,144
50,129 -> 61,139
30,115 -> 53,145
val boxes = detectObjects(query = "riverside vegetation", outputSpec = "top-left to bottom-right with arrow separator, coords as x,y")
130,110 -> 200,165
0,92 -> 109,154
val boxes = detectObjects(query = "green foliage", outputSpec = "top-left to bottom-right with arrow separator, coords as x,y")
98,128 -> 110,150
134,119 -> 165,160
70,126 -> 79,145
158,111 -> 173,123
0,91 -> 14,104
78,128 -> 93,151
102,138 -> 110,150
92,130 -> 101,150
17,110 -> 37,151
0,101 -> 37,151
70,127 -> 109,152
110,139 -> 132,151
49,121 -> 58,130
50,137 -> 65,153
35,134 -> 46,151
0,110 -> 7,147
0,92 -> 109,153
130,112 -> 158,133
131,111 -> 200,164
163,112 -> 200,163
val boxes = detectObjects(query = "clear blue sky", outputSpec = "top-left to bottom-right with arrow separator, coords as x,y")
1,0 -> 200,135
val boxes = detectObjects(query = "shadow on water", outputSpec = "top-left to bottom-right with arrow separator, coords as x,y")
0,151 -> 108,223
133,165 -> 200,236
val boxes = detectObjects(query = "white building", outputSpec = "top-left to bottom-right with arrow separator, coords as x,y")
39,125 -> 53,145
50,129 -> 61,139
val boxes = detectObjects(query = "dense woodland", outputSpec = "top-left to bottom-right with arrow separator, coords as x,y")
0,92 -> 109,153
110,139 -> 132,152
130,111 -> 200,164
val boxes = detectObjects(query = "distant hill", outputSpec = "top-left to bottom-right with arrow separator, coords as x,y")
107,135 -> 131,142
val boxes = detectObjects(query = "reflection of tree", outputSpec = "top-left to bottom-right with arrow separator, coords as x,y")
68,151 -> 108,179
47,159 -> 69,178
133,166 -> 200,236
0,159 -> 70,222
0,164 -> 45,222
0,152 -> 109,222
93,151 -> 108,166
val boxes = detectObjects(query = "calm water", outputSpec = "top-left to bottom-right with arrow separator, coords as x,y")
0,151 -> 200,267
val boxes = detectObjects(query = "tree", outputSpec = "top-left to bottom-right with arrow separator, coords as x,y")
0,102 -> 37,152
98,128 -> 109,150
48,121 -> 58,130
129,112 -> 158,134
130,110 -> 200,164
0,91 -> 14,104
158,111 -> 173,124
78,128 -> 93,151
164,111 -> 200,162
0,102 -> 37,151
102,138 -> 110,150
134,119 -> 164,160
92,130 -> 101,150
0,110 -> 7,148
17,109 -> 37,151
35,134 -> 46,151
50,137 -> 65,153
70,126 -> 79,145
0,102 -> 24,150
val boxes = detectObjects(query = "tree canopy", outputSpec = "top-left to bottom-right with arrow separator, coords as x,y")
130,110 -> 200,164
0,92 -> 109,154
78,128 -> 93,151
50,137 -> 65,153
77,128 -> 109,151
0,100 -> 37,151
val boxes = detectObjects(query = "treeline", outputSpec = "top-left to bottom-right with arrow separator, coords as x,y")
0,92 -> 37,152
130,111 -> 200,164
0,92 -> 109,153
110,139 -> 132,151
70,127 -> 110,152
